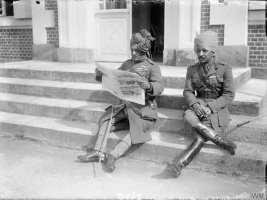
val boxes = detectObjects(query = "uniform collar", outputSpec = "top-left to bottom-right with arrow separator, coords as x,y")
198,57 -> 218,77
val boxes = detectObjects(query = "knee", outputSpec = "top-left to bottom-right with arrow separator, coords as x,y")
183,110 -> 199,128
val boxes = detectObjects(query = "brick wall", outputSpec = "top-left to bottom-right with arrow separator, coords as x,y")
247,25 -> 267,67
200,0 -> 224,46
0,28 -> 33,60
45,0 -> 59,48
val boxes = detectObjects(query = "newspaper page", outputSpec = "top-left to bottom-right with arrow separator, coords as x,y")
96,63 -> 145,105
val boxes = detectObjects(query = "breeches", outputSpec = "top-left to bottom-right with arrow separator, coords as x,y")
94,107 -> 132,159
183,109 -> 223,134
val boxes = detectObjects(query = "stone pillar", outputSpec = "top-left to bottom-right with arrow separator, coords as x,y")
164,0 -> 201,66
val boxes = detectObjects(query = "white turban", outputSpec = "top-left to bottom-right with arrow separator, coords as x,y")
194,31 -> 218,53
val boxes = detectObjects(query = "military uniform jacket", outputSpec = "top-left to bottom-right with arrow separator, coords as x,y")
183,58 -> 235,132
96,58 -> 164,144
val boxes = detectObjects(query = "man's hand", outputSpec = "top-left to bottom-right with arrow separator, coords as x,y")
138,80 -> 151,90
95,68 -> 107,77
193,103 -> 207,117
200,105 -> 211,115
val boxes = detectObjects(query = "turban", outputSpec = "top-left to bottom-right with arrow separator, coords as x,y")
194,31 -> 218,53
131,29 -> 155,53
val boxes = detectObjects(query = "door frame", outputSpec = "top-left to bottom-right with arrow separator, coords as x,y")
94,1 -> 132,62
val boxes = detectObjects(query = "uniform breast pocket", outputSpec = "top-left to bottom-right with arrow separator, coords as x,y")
209,76 -> 223,88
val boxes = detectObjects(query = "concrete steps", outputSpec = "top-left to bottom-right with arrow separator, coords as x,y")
0,61 -> 266,180
0,93 -> 266,146
0,76 -> 266,116
0,111 -> 266,179
233,78 -> 267,116
0,60 -> 251,89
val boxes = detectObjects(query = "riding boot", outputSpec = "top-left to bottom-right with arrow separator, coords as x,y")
77,150 -> 103,162
103,154 -> 116,172
166,136 -> 204,178
194,122 -> 237,155
77,120 -> 109,162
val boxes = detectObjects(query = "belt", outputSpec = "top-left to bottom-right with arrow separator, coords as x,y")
197,92 -> 218,99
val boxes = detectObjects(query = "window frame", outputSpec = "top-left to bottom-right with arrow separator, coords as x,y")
96,0 -> 128,13
0,0 -> 6,16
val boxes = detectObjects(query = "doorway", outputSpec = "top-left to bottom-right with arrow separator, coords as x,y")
132,1 -> 165,64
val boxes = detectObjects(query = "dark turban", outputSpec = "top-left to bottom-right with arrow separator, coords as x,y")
131,29 -> 155,53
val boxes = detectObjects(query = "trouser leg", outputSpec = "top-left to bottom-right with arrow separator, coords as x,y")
109,133 -> 132,159
103,133 -> 132,172
77,108 -> 128,162
77,120 -> 110,162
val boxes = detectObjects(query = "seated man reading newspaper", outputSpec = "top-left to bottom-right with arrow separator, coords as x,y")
77,29 -> 164,172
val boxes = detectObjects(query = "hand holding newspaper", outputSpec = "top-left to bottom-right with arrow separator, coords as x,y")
95,63 -> 145,105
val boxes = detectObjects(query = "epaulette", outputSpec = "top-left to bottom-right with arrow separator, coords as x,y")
217,60 -> 229,67
188,62 -> 199,69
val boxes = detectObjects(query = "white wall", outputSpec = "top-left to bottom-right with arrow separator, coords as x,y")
14,0 -> 32,19
164,0 -> 201,50
210,0 -> 248,46
57,0 -> 95,49
31,0 -> 54,44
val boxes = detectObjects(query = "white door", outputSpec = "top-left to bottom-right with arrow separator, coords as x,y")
95,1 -> 132,62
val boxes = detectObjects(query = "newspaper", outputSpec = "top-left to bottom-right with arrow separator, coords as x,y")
96,63 -> 145,105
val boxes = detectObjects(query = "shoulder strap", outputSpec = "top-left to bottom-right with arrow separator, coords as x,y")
201,76 -> 218,94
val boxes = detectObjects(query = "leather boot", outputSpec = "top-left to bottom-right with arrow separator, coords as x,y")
194,122 -> 237,155
77,150 -> 103,162
103,154 -> 116,172
85,147 -> 93,154
166,136 -> 204,178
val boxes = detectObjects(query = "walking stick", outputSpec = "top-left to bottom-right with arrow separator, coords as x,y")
227,114 -> 267,135
98,105 -> 114,163
92,105 -> 114,178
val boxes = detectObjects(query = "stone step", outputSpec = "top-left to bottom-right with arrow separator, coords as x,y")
0,93 -> 266,145
0,77 -> 265,116
233,78 -> 267,116
0,111 -> 265,180
251,67 -> 267,80
0,61 -> 251,89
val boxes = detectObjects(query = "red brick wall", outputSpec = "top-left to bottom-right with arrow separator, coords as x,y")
247,25 -> 267,67
45,0 -> 59,48
200,0 -> 224,46
0,28 -> 33,60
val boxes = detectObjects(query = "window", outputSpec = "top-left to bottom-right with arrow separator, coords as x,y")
0,0 -> 14,16
99,0 -> 127,10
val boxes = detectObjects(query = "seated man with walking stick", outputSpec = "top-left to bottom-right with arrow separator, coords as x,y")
77,29 -> 164,172
166,31 -> 237,178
